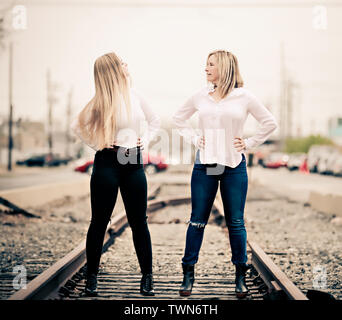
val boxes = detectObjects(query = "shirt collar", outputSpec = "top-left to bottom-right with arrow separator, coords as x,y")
202,85 -> 242,100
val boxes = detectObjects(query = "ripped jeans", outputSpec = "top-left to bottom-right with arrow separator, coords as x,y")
182,150 -> 248,266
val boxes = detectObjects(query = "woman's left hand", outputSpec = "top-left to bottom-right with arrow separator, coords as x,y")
137,138 -> 145,151
233,137 -> 246,152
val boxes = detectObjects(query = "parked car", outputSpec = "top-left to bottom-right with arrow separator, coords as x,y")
317,148 -> 341,175
143,152 -> 168,175
74,151 -> 168,176
46,154 -> 73,166
315,146 -> 340,175
328,149 -> 341,176
332,153 -> 342,177
16,154 -> 47,166
307,145 -> 321,173
307,145 -> 336,174
286,152 -> 306,171
263,152 -> 289,169
74,159 -> 94,175
16,153 -> 72,167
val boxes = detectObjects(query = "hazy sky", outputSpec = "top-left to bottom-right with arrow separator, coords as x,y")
0,0 -> 341,138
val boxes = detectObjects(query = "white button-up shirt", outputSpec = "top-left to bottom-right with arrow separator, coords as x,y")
71,87 -> 161,151
172,86 -> 278,168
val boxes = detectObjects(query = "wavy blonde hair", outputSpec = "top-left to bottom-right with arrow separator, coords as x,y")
207,50 -> 244,99
77,52 -> 132,150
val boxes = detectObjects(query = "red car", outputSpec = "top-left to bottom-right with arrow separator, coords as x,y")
74,152 -> 168,175
263,152 -> 289,169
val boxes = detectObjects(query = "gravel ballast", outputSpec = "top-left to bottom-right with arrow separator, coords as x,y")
1,165 -> 341,300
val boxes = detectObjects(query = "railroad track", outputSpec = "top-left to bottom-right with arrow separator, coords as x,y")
6,182 -> 308,300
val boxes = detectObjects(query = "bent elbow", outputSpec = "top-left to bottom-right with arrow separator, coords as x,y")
154,116 -> 162,129
272,120 -> 278,131
172,114 -> 181,127
262,119 -> 278,133
265,117 -> 278,132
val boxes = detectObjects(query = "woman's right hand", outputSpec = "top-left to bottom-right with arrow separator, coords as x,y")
198,136 -> 205,149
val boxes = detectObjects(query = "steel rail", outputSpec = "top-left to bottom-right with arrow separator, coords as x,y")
8,183 -> 162,300
213,198 -> 308,300
8,188 -> 307,300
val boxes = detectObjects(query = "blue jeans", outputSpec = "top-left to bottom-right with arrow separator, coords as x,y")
182,150 -> 248,266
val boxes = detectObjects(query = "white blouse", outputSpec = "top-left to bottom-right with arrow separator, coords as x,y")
71,87 -> 161,151
172,86 -> 278,168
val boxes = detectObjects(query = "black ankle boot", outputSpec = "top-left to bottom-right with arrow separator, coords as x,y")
84,273 -> 98,296
140,273 -> 155,296
235,263 -> 249,298
179,263 -> 195,296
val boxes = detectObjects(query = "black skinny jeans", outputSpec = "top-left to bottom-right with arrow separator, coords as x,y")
86,147 -> 152,276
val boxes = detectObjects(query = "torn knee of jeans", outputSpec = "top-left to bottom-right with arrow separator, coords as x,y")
227,218 -> 245,228
187,220 -> 206,228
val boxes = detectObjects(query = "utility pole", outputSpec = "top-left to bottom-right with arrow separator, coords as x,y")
3,4 -> 27,170
286,78 -> 301,139
279,41 -> 287,152
46,69 -> 59,156
65,87 -> 73,158
7,41 -> 13,171
287,78 -> 293,139
279,43 -> 301,146
295,82 -> 302,137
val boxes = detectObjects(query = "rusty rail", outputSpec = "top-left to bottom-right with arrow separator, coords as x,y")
8,183 -> 162,300
213,198 -> 308,300
8,186 -> 308,300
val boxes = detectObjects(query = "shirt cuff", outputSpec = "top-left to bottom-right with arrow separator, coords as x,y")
139,135 -> 149,150
192,135 -> 201,148
243,138 -> 250,152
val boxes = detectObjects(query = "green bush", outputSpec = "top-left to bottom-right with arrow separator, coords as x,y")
284,135 -> 335,154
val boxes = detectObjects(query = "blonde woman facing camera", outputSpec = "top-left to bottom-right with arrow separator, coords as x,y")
173,50 -> 278,298
71,52 -> 160,297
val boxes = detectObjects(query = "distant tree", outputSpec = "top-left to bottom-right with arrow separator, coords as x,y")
285,134 -> 335,153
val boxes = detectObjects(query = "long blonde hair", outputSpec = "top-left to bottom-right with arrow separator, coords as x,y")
207,50 -> 244,99
77,52 -> 132,150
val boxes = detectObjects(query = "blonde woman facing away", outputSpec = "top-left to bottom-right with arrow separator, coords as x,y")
173,50 -> 278,298
71,52 -> 161,297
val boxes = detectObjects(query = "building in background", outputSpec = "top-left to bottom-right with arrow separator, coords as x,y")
328,116 -> 342,146
0,115 -> 81,165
